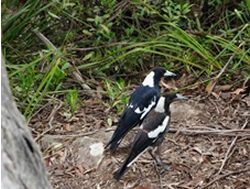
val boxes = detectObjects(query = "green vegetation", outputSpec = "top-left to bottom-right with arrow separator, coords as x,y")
2,0 -> 250,119
65,89 -> 79,113
104,78 -> 129,113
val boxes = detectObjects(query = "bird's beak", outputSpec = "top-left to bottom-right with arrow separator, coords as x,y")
164,70 -> 176,77
176,94 -> 188,101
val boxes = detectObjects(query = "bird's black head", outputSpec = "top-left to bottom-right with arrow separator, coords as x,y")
142,67 -> 176,88
152,67 -> 166,78
163,93 -> 188,111
152,67 -> 176,86
153,67 -> 176,79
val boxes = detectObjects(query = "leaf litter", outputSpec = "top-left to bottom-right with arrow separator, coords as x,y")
29,77 -> 250,189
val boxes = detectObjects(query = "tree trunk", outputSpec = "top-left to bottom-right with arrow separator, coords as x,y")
1,60 -> 52,189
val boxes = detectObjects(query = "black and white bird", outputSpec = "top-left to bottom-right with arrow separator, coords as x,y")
113,93 -> 188,181
105,67 -> 176,152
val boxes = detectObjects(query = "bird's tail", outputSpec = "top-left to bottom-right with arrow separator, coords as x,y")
105,117 -> 136,153
114,132 -> 150,180
105,138 -> 121,153
105,123 -> 130,153
113,152 -> 137,181
113,163 -> 127,181
106,109 -> 141,152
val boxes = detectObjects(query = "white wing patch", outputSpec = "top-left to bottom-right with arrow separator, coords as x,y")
134,96 -> 156,119
142,71 -> 155,87
154,97 -> 165,113
128,103 -> 134,108
147,116 -> 170,139
134,107 -> 143,114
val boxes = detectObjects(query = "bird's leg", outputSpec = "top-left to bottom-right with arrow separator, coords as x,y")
148,147 -> 170,171
148,147 -> 163,178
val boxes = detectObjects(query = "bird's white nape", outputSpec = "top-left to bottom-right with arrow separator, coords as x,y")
154,97 -> 165,113
147,116 -> 170,138
142,71 -> 155,87
128,103 -> 134,108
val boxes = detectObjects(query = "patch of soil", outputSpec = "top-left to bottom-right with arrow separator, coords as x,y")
31,90 -> 250,189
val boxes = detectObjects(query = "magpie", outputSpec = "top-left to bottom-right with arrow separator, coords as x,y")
105,67 -> 176,152
113,93 -> 188,181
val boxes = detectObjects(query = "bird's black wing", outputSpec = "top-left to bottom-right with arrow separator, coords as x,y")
127,86 -> 160,122
124,86 -> 160,125
113,131 -> 151,181
106,87 -> 159,152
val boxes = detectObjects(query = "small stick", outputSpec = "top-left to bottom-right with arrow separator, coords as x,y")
35,124 -> 61,142
47,102 -> 62,123
168,128 -> 250,137
35,103 -> 62,141
200,167 -> 250,189
104,127 -> 250,136
206,42 -> 245,94
69,42 -> 128,51
216,118 -> 249,175
33,29 -> 57,51
43,130 -> 99,139
45,127 -> 250,139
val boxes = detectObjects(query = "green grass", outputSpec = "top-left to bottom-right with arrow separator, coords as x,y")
104,78 -> 129,113
2,0 -> 250,119
65,89 -> 79,113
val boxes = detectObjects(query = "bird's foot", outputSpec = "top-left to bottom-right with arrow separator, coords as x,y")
153,157 -> 171,171
156,161 -> 171,171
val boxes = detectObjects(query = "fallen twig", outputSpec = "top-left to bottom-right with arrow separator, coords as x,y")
70,59 -> 95,97
33,29 -> 57,51
45,127 -> 250,139
35,103 -> 62,142
216,118 -> 249,175
105,127 -> 250,137
35,124 -> 61,142
69,42 -> 128,51
200,167 -> 250,189
168,128 -> 250,137
42,130 -> 100,139
47,102 -> 63,123
206,42 -> 245,94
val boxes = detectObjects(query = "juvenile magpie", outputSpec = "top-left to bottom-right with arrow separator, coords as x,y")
113,93 -> 188,181
105,67 -> 176,152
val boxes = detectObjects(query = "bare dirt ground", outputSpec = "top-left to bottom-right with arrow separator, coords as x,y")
30,81 -> 250,189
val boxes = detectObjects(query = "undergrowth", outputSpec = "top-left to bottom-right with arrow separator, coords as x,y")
2,0 -> 250,119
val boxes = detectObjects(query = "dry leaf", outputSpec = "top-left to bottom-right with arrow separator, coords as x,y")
206,80 -> 216,94
211,91 -> 220,99
214,84 -> 232,92
161,80 -> 178,90
231,88 -> 245,95
64,124 -> 72,131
